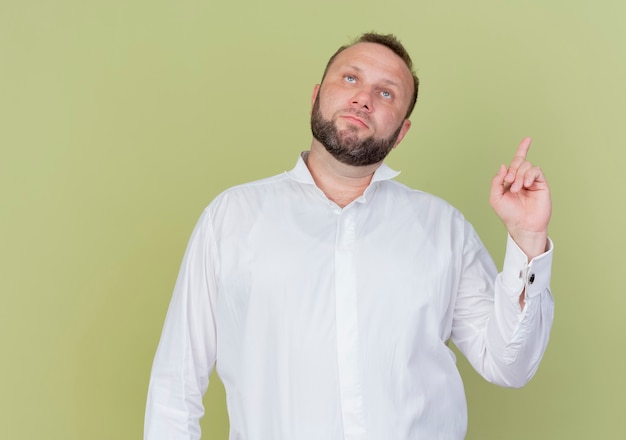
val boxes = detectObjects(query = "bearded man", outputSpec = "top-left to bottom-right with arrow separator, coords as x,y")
145,32 -> 554,440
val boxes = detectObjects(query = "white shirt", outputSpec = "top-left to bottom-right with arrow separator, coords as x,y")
145,154 -> 554,440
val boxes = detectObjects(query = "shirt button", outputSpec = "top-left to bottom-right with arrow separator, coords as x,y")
528,273 -> 535,284
518,270 -> 523,279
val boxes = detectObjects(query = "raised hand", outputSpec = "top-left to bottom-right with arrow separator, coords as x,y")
489,137 -> 551,260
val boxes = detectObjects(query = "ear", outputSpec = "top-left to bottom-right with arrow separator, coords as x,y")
310,84 -> 321,113
392,119 -> 412,149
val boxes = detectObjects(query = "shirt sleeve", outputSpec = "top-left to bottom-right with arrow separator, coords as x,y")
144,208 -> 219,439
451,227 -> 554,388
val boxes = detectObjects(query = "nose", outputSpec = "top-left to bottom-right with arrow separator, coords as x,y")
351,87 -> 373,112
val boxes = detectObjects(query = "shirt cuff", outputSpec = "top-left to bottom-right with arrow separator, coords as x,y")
501,235 -> 554,300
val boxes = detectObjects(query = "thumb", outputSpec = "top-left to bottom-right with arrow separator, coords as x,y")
489,164 -> 507,204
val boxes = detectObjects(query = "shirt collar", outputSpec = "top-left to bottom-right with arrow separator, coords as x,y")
285,151 -> 401,185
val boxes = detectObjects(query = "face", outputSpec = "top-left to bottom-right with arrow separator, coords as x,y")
310,42 -> 414,167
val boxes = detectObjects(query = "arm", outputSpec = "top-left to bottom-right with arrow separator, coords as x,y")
452,138 -> 554,387
144,209 -> 219,440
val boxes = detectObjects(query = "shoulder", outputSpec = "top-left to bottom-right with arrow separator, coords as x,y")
379,179 -> 464,219
201,171 -> 294,219
220,172 -> 291,197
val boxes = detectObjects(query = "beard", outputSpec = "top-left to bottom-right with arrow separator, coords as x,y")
310,95 -> 403,167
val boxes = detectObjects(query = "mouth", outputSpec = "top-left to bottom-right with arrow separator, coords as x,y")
339,114 -> 369,128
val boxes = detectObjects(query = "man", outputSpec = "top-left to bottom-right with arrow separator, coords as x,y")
145,33 -> 554,439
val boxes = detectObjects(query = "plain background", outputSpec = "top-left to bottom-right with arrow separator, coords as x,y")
1,0 -> 625,438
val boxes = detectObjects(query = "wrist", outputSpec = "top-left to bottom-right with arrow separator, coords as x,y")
509,230 -> 548,260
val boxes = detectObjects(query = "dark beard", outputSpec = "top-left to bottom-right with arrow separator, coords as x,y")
310,95 -> 403,167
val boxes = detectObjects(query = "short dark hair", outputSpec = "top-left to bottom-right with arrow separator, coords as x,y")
320,32 -> 420,119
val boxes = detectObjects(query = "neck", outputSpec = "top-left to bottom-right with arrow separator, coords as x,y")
305,141 -> 381,208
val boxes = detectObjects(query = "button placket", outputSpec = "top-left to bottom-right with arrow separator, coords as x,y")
334,209 -> 366,438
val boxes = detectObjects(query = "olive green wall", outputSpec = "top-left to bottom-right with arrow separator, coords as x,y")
1,1 -> 624,438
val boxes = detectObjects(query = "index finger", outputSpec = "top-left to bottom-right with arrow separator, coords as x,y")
514,136 -> 532,159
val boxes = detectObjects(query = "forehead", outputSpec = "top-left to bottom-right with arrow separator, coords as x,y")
326,42 -> 414,92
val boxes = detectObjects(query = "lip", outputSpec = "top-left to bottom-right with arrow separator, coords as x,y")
340,114 -> 369,128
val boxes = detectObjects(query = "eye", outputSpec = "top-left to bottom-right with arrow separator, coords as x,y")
344,75 -> 356,83
380,90 -> 392,99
